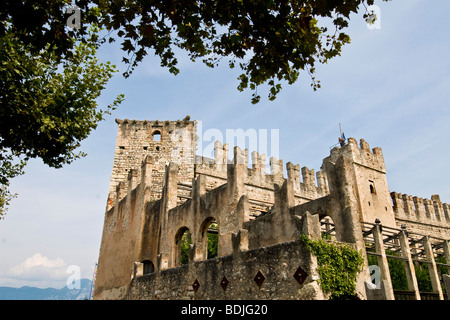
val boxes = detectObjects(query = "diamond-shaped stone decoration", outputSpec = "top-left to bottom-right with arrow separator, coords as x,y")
293,266 -> 308,285
220,276 -> 229,291
254,270 -> 265,288
192,279 -> 200,293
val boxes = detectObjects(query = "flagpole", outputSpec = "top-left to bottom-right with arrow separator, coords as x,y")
89,262 -> 98,300
338,123 -> 346,147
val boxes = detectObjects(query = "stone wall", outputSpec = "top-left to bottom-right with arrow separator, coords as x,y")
391,192 -> 450,239
94,156 -> 155,300
127,239 -> 325,300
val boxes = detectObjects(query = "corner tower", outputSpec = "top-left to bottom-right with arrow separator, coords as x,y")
323,137 -> 397,228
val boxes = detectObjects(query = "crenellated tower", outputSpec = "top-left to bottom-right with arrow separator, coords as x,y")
107,116 -> 196,209
323,137 -> 397,228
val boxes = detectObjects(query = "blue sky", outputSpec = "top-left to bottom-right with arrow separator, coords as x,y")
1,0 -> 449,289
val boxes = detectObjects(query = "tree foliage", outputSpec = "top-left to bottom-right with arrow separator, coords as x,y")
0,150 -> 25,218
83,0 -> 391,103
180,230 -> 192,265
1,26 -> 123,168
3,0 -> 390,104
0,13 -> 123,215
207,223 -> 218,259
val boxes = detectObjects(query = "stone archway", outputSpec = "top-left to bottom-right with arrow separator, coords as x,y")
195,217 -> 219,261
175,227 -> 192,266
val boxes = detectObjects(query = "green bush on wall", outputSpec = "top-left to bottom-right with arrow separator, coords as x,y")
300,235 -> 365,300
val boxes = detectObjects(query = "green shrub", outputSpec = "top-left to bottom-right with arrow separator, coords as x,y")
300,235 -> 365,300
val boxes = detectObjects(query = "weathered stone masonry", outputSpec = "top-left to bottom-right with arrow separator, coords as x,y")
94,117 -> 450,300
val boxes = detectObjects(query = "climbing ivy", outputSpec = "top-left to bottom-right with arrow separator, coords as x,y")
300,235 -> 365,300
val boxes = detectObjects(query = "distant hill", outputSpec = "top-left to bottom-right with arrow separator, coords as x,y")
0,279 -> 93,300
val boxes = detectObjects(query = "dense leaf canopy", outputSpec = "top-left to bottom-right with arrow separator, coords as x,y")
1,3 -> 124,215
2,0 -> 389,103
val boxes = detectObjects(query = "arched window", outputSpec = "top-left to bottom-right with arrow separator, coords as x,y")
142,260 -> 154,275
175,227 -> 192,266
207,221 -> 218,259
320,216 -> 336,241
200,217 -> 218,260
153,130 -> 161,141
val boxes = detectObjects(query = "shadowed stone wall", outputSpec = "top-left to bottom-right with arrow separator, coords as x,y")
127,239 -> 325,300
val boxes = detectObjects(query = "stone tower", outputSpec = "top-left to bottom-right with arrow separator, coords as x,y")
107,116 -> 196,209
322,137 -> 397,229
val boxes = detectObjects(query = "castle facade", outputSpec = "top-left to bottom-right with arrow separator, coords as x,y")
94,117 -> 450,300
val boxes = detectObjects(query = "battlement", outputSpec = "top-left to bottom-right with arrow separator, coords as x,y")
329,137 -> 385,173
115,117 -> 194,126
106,137 -> 330,220
194,140 -> 329,205
113,116 -> 196,156
106,135 -> 391,221
391,192 -> 450,225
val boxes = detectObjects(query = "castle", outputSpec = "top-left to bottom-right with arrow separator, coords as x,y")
93,117 -> 450,300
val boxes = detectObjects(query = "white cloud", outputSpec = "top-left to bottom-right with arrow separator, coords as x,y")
10,253 -> 65,275
6,253 -> 70,288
